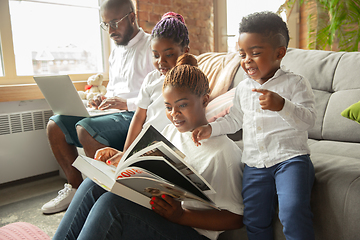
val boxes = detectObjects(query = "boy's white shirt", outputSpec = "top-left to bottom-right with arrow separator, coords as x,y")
162,124 -> 244,240
136,70 -> 171,132
106,28 -> 155,111
210,66 -> 317,168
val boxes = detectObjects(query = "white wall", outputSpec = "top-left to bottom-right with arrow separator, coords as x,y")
0,99 -> 60,184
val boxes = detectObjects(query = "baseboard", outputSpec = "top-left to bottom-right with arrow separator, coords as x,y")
0,171 -> 59,189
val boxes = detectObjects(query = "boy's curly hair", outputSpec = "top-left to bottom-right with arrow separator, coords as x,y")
163,54 -> 210,97
239,11 -> 289,48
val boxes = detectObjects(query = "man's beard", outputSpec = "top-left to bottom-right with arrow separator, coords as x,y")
112,21 -> 134,46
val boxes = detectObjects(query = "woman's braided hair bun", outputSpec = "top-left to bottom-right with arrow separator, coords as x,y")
164,53 -> 210,97
176,53 -> 198,67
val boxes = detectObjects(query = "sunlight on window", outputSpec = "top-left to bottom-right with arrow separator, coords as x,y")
227,0 -> 287,52
9,0 -> 103,76
31,0 -> 99,7
0,40 -> 3,77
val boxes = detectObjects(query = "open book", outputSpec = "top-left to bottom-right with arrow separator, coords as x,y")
73,125 -> 217,209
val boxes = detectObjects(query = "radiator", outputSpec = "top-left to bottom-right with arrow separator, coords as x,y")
0,108 -> 60,184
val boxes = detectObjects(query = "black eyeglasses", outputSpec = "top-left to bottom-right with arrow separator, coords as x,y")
100,12 -> 132,31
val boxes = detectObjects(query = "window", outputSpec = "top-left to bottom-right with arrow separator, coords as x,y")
226,0 -> 287,52
0,39 -> 3,77
0,0 -> 110,86
9,0 -> 103,76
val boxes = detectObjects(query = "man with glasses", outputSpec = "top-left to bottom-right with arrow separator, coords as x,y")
42,0 -> 154,214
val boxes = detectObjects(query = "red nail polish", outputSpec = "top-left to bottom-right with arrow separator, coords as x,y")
107,160 -> 111,165
161,194 -> 166,198
151,197 -> 156,200
152,207 -> 155,210
150,201 -> 154,205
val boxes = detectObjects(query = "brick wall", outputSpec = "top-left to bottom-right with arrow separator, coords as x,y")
132,0 -> 214,55
298,2 -> 310,50
299,0 -> 360,51
298,0 -> 333,50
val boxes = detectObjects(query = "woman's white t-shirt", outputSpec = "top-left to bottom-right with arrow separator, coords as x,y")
161,124 -> 244,240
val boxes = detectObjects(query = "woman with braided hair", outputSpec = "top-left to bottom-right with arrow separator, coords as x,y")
53,54 -> 244,240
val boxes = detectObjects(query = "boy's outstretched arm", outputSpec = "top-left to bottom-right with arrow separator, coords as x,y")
191,124 -> 212,146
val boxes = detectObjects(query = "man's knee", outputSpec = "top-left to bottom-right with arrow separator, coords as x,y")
47,120 -> 63,139
77,125 -> 87,140
47,119 -> 57,132
76,125 -> 94,146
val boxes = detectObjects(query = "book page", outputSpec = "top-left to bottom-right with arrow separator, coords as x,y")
116,166 -> 165,182
73,155 -> 151,209
130,142 -> 187,171
78,155 -> 116,178
119,125 -> 185,166
126,142 -> 214,193
116,156 -> 213,203
73,155 -> 116,192
116,167 -> 217,209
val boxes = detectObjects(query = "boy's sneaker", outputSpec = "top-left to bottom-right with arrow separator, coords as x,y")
41,183 -> 76,214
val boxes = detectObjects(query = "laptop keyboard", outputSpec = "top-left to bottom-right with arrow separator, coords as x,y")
87,108 -> 104,113
86,108 -> 121,114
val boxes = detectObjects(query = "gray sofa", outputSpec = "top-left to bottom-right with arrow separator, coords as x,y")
217,48 -> 360,240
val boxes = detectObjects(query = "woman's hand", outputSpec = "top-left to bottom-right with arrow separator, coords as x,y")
94,147 -> 123,167
98,96 -> 128,111
150,195 -> 184,224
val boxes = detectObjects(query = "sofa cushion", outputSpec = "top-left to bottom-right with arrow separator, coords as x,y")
333,52 -> 360,91
308,89 -> 331,139
308,140 -> 360,240
323,90 -> 360,142
196,52 -> 241,101
282,48 -> 345,92
206,88 -> 235,122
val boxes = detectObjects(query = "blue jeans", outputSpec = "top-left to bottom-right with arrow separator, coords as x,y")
242,155 -> 315,240
53,178 -> 208,240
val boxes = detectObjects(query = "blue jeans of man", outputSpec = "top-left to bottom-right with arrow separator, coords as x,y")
242,155 -> 315,240
53,178 -> 208,240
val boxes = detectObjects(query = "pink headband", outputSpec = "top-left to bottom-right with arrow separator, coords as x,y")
161,12 -> 185,24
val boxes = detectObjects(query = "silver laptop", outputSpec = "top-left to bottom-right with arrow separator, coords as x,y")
34,75 -> 121,117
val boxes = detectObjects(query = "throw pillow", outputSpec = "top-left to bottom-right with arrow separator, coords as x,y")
206,88 -> 235,122
341,101 -> 360,124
